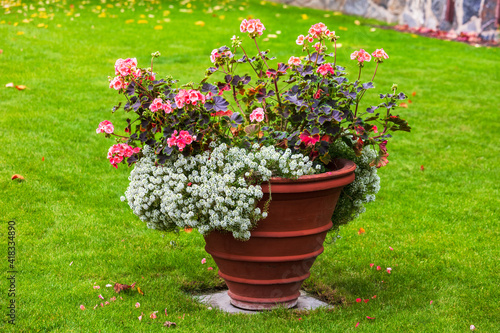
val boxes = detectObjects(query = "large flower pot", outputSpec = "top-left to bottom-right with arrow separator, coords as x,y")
204,159 -> 356,310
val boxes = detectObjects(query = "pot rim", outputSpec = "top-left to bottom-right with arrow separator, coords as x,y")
266,158 -> 356,184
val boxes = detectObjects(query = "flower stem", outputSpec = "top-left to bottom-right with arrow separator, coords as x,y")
239,45 -> 260,77
253,38 -> 269,69
371,62 -> 379,81
333,41 -> 337,68
357,64 -> 362,81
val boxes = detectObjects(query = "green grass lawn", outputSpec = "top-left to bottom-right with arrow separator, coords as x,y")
1,0 -> 499,331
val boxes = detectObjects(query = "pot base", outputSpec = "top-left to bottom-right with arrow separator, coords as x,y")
228,290 -> 299,310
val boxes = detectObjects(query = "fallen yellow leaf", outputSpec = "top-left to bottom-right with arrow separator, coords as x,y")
98,12 -> 106,18
106,4 -> 113,8
333,11 -> 342,16
30,13 -> 38,18
154,25 -> 163,30
57,24 -> 62,28
13,22 -> 18,26
22,19 -> 30,23
194,20 -> 205,27
163,10 -> 170,16
339,26 -> 348,31
219,15 -> 225,20
125,19 -> 134,24
137,20 -> 148,24
301,14 -> 308,20
17,31 -> 25,35
37,23 -> 44,27
354,20 -> 360,25
140,14 -> 146,18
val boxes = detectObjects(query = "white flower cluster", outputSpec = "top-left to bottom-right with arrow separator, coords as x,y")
330,140 -> 381,230
124,143 -> 316,240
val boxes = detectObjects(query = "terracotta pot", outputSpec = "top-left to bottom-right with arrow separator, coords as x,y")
204,158 -> 356,310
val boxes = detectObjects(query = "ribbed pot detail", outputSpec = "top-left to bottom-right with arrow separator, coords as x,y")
204,158 -> 356,310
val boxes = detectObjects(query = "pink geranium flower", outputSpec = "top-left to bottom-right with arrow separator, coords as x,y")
114,58 -> 138,76
210,48 -> 233,64
372,48 -> 389,61
350,49 -> 372,63
240,18 -> 265,37
149,98 -> 164,112
175,89 -> 205,108
167,130 -> 197,152
96,120 -> 114,134
109,76 -> 126,90
296,35 -> 306,45
107,144 -> 141,169
249,108 -> 265,122
80,305 -> 85,310
308,22 -> 328,39
201,258 -> 206,264
288,56 -> 301,66
316,63 -> 335,76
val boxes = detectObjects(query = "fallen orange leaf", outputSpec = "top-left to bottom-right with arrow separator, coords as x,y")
399,102 -> 408,108
42,156 -> 45,161
11,174 -> 25,181
412,91 -> 417,96
15,85 -> 27,90
137,287 -> 144,295
184,227 -> 193,233
358,227 -> 365,235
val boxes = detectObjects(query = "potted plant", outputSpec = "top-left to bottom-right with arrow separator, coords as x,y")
97,19 -> 411,310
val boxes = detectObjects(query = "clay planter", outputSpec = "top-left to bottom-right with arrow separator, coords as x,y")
204,159 -> 356,310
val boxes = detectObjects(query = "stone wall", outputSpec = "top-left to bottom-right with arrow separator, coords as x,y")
272,0 -> 499,40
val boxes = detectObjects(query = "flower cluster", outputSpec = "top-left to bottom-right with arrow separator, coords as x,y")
98,18 -> 411,239
124,143 -> 316,240
239,18 -> 265,37
174,89 -> 206,108
296,22 -> 336,46
149,98 -> 172,113
96,120 -> 114,134
249,108 -> 265,122
210,48 -> 233,64
108,144 -> 141,169
166,130 -> 196,152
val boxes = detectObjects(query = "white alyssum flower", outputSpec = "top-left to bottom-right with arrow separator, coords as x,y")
124,143 -> 316,240
330,140 -> 381,230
